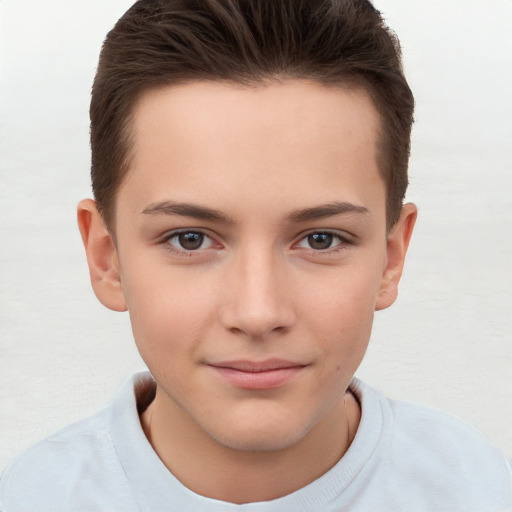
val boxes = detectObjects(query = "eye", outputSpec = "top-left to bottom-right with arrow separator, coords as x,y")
296,232 -> 346,251
165,231 -> 215,252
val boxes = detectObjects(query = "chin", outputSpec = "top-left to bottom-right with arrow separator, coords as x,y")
203,416 -> 313,453
213,431 -> 305,453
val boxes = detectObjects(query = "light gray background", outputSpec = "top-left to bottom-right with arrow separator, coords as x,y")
1,0 -> 511,470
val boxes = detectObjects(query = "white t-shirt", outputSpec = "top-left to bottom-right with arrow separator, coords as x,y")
1,372 -> 511,512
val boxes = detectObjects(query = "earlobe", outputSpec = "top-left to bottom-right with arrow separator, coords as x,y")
77,199 -> 127,312
375,203 -> 417,311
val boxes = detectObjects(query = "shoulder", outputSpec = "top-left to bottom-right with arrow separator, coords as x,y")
387,396 -> 509,469
389,399 -> 512,509
351,378 -> 512,510
0,375 -> 147,512
1,406 -> 112,473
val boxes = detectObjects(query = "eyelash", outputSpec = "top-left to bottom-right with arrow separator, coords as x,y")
158,229 -> 354,256
295,231 -> 353,255
160,230 -> 218,256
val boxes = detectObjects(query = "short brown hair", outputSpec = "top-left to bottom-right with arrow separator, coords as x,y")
90,0 -> 414,230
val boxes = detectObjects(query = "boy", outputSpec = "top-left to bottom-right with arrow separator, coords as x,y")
1,0 -> 510,510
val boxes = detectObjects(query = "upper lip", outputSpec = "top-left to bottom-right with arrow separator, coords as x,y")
208,359 -> 307,373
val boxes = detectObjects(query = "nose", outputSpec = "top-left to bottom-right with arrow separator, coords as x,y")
219,246 -> 296,340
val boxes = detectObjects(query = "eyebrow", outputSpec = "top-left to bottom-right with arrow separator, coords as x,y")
288,201 -> 369,222
141,201 -> 233,223
141,200 -> 369,223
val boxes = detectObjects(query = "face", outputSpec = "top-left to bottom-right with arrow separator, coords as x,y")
81,80 -> 415,452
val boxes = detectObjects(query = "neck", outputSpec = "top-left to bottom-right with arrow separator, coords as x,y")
141,389 -> 360,504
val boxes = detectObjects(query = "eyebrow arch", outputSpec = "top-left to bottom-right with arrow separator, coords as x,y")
141,201 -> 233,223
288,201 -> 369,222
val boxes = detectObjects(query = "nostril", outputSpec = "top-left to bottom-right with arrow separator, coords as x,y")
220,306 -> 295,339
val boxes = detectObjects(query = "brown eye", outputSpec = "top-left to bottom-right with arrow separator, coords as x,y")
307,233 -> 334,250
177,232 -> 204,250
295,231 -> 351,253
163,229 -> 218,255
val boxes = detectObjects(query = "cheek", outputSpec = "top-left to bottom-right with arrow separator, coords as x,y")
305,267 -> 380,326
303,269 -> 380,365
121,264 -> 216,361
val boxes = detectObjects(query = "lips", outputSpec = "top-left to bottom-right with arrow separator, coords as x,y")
208,359 -> 307,390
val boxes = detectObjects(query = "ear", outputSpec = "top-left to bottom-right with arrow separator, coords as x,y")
375,203 -> 417,311
77,199 -> 127,312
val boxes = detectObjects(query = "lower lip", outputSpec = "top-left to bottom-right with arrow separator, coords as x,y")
210,366 -> 305,390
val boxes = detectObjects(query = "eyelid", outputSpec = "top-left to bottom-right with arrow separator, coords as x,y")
158,227 -> 214,242
292,229 -> 356,251
158,228 -> 222,254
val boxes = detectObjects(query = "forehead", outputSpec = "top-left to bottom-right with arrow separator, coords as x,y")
119,80 -> 385,222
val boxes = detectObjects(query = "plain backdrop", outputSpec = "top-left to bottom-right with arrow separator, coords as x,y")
1,0 -> 511,470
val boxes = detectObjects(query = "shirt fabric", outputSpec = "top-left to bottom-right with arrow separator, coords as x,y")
1,372 -> 511,512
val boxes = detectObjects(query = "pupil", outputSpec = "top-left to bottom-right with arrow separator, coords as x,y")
308,233 -> 333,250
179,232 -> 203,250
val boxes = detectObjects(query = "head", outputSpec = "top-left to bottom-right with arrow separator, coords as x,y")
90,0 -> 414,233
78,0 -> 416,457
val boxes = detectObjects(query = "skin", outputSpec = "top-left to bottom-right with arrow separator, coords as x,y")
78,80 -> 416,503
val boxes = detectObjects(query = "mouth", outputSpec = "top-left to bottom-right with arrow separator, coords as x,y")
207,359 -> 308,390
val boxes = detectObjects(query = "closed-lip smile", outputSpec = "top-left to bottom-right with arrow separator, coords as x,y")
207,359 -> 308,389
